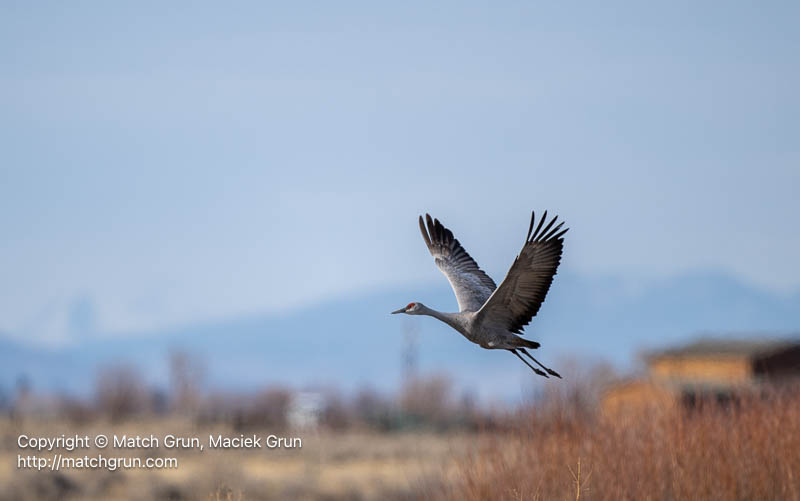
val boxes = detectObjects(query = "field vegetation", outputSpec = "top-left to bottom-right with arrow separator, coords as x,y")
2,355 -> 799,500
437,383 -> 800,500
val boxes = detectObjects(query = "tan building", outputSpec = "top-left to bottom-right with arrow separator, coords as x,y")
602,338 -> 800,415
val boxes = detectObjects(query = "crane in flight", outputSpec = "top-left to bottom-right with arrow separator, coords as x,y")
392,211 -> 568,378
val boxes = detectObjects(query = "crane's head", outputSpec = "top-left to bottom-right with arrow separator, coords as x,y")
391,302 -> 423,315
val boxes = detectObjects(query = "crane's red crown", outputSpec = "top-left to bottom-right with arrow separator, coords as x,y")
406,302 -> 416,309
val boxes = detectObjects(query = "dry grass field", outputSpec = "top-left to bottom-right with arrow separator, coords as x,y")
0,417 -> 476,500
436,388 -> 800,501
3,385 -> 799,500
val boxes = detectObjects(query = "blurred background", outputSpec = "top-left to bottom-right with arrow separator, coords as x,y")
1,1 -> 799,499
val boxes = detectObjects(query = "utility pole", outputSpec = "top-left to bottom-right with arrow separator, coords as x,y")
401,318 -> 419,382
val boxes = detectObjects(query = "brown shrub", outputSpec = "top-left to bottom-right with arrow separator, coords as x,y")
437,387 -> 800,501
400,374 -> 454,426
94,365 -> 151,422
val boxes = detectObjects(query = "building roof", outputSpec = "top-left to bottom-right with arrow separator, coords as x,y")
647,337 -> 800,361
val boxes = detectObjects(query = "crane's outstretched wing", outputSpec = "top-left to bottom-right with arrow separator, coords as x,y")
419,214 -> 497,312
475,211 -> 567,334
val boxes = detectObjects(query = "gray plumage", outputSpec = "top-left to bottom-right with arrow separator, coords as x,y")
418,214 -> 496,312
392,211 -> 568,378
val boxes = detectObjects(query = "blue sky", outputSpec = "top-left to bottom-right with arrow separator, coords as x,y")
1,1 -> 798,346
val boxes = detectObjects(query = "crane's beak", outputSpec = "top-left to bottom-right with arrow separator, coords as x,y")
391,307 -> 405,314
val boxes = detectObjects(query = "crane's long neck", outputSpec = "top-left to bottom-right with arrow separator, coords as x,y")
419,306 -> 462,331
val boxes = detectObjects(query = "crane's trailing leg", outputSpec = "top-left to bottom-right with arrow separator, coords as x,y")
519,348 -> 562,379
510,349 -> 548,378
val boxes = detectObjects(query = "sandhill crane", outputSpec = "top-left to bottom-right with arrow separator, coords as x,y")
392,212 -> 568,378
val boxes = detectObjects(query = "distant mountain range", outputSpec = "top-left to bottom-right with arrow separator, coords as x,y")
1,270 -> 798,401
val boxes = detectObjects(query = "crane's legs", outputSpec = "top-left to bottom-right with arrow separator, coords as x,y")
510,349 -> 548,378
519,348 -> 562,379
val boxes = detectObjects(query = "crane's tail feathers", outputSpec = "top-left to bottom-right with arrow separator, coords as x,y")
513,337 -> 540,349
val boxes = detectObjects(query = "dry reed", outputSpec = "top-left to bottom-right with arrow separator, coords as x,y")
437,387 -> 800,501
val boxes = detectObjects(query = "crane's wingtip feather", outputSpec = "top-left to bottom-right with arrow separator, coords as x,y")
542,221 -> 565,241
535,214 -> 558,242
531,210 -> 547,241
526,210 -> 535,241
